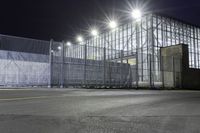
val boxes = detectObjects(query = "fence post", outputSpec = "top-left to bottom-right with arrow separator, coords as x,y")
136,51 -> 139,88
60,41 -> 64,88
109,63 -> 111,87
48,39 -> 53,88
135,22 -> 139,88
103,47 -> 106,87
84,45 -> 87,86
120,50 -> 124,87
149,54 -> 152,88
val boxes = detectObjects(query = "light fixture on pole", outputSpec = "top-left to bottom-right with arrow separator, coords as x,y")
108,20 -> 117,29
91,28 -> 98,36
132,9 -> 142,21
66,41 -> 72,46
77,35 -> 83,43
58,46 -> 62,50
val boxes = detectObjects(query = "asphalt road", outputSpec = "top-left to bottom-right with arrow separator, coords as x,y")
0,88 -> 200,133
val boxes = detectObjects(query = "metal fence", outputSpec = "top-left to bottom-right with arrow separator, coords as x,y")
50,40 -> 181,88
0,34 -> 182,88
0,50 -> 50,87
50,41 -> 132,88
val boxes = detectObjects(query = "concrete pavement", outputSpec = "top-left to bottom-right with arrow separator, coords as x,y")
0,89 -> 200,133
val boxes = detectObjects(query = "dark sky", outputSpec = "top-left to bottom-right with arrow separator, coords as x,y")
0,0 -> 200,41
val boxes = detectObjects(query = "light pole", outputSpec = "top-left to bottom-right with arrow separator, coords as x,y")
132,8 -> 142,88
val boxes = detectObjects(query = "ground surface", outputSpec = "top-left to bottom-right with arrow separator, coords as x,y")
0,88 -> 200,133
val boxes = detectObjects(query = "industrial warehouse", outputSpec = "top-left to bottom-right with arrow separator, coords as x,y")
0,12 -> 200,89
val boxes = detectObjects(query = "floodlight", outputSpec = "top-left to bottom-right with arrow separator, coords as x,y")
66,41 -> 71,46
109,20 -> 117,29
132,9 -> 142,20
77,35 -> 83,42
91,29 -> 98,36
58,46 -> 62,50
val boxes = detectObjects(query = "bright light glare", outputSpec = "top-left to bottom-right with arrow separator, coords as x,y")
66,41 -> 71,46
109,21 -> 117,29
77,36 -> 83,42
58,46 -> 62,50
91,29 -> 98,36
132,9 -> 142,20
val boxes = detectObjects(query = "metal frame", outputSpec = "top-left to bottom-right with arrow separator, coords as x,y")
66,13 -> 200,87
0,13 -> 199,88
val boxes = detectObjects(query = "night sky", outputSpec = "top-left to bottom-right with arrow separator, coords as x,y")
0,0 -> 200,41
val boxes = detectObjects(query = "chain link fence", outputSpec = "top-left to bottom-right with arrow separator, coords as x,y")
0,35 -> 50,87
0,35 -> 182,88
